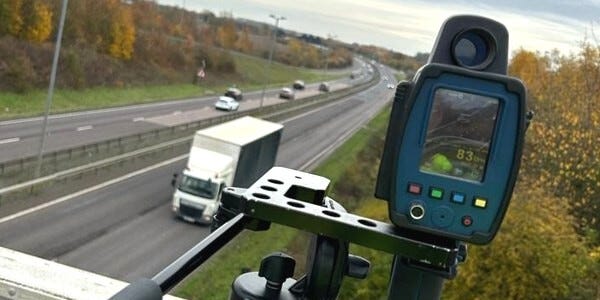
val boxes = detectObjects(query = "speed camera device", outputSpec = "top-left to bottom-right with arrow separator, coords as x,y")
376,15 -> 527,244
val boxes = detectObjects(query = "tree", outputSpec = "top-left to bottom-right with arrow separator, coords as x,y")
61,0 -> 91,45
20,0 -> 53,43
199,27 -> 215,46
108,6 -> 135,60
216,20 -> 236,49
0,0 -> 24,36
286,38 -> 303,66
304,44 -> 320,68
508,49 -> 550,99
444,187 -> 597,299
511,47 -> 600,241
235,27 -> 252,52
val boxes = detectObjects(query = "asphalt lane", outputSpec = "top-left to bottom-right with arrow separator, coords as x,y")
0,66 -> 396,282
0,76 -> 362,162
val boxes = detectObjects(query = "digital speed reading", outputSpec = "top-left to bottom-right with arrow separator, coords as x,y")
419,88 -> 499,182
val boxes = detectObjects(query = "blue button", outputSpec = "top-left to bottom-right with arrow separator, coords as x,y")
451,192 -> 465,204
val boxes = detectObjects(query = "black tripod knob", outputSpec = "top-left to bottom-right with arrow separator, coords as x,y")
259,252 -> 296,292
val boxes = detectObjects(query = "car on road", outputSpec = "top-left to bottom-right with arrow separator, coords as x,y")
293,80 -> 305,90
279,87 -> 295,100
214,96 -> 240,111
318,82 -> 330,92
224,87 -> 243,101
387,83 -> 395,89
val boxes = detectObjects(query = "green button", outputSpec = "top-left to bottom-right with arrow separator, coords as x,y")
430,188 -> 444,199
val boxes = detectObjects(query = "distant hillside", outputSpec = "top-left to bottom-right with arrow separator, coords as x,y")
0,0 -> 422,92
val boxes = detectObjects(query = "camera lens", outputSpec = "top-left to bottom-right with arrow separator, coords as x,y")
452,29 -> 496,70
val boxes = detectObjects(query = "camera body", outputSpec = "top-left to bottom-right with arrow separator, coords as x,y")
376,15 -> 527,244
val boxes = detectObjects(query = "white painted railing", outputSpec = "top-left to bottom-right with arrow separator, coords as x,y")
0,247 -> 183,300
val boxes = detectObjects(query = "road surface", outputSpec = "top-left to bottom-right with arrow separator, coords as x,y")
0,66 -> 397,283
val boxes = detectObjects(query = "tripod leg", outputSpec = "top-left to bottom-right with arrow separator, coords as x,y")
387,256 -> 444,300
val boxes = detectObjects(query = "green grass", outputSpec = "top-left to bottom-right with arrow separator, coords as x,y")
0,53 -> 341,120
232,54 -> 338,89
311,108 -> 390,183
173,105 -> 391,299
337,200 -> 394,300
394,70 -> 406,81
173,225 -> 298,300
0,85 -> 208,119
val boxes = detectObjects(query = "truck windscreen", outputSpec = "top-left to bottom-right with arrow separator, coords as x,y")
419,88 -> 499,182
178,175 -> 218,199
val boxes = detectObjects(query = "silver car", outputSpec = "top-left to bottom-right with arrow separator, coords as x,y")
214,96 -> 240,111
279,87 -> 295,100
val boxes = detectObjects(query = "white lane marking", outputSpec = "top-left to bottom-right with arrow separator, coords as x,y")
133,117 -> 145,122
0,154 -> 188,224
76,125 -> 93,131
0,77 -> 381,222
0,79 -> 352,126
0,98 -> 212,126
0,137 -> 20,144
281,86 -> 374,125
172,111 -> 182,115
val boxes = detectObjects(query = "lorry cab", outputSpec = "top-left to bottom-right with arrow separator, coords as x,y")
172,148 -> 233,224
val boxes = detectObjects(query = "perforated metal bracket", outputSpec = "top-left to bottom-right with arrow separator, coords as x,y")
237,167 -> 459,269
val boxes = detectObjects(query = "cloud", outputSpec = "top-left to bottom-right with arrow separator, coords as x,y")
161,0 -> 592,55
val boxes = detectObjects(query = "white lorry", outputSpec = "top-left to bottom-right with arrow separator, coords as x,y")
171,116 -> 283,224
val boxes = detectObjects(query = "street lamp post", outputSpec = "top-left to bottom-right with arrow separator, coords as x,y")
259,14 -> 285,110
35,0 -> 68,178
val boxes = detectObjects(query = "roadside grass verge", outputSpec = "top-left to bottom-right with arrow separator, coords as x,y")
0,53 -> 341,120
394,71 -> 406,81
173,105 -> 391,300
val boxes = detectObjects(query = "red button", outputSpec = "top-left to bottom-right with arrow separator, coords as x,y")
408,183 -> 422,195
461,215 -> 473,227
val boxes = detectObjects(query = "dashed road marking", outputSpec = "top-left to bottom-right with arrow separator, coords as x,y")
0,137 -> 20,144
76,125 -> 93,131
0,155 -> 188,224
133,117 -> 145,122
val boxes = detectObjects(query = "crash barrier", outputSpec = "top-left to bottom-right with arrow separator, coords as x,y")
0,68 -> 380,209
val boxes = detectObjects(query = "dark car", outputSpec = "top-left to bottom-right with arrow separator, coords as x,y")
279,87 -> 295,100
318,82 -> 330,92
224,87 -> 243,101
293,80 -> 305,90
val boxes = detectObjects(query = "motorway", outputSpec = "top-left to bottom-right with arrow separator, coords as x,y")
0,76 -> 362,163
0,66 -> 396,283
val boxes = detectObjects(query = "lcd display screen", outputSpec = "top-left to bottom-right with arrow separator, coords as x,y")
419,88 -> 499,182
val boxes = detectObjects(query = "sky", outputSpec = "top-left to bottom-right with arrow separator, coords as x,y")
159,0 -> 600,56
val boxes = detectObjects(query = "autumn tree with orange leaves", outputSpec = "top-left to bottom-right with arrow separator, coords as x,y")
509,47 -> 600,243
0,0 -> 53,42
216,20 -> 237,49
107,3 -> 135,60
